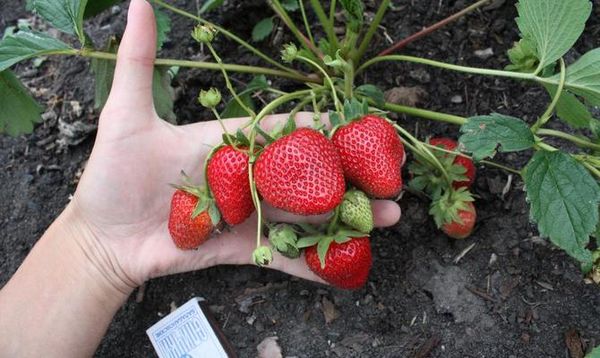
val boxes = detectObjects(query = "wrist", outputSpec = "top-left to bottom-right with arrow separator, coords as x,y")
52,203 -> 136,299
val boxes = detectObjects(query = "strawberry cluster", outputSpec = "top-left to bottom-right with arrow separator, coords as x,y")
167,114 -> 405,290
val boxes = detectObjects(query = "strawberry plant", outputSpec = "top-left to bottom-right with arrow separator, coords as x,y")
2,0 -> 600,288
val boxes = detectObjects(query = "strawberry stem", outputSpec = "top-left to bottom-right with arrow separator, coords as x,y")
531,58 -> 566,133
297,55 -> 343,112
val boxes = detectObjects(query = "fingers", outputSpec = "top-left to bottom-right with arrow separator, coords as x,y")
263,200 -> 401,228
105,0 -> 157,115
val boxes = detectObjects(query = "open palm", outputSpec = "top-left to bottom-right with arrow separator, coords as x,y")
70,0 -> 401,289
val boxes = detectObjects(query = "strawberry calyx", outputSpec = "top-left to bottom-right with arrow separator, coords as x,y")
328,98 -> 371,136
268,224 -> 300,259
429,187 -> 475,228
409,145 -> 469,199
171,171 -> 221,226
297,228 -> 365,269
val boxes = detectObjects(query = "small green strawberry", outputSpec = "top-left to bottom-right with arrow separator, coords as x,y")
340,190 -> 374,233
268,224 -> 300,258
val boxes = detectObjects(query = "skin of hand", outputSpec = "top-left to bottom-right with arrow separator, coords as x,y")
0,0 -> 400,356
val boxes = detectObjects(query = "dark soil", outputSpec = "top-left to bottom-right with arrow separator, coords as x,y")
2,1 -> 600,357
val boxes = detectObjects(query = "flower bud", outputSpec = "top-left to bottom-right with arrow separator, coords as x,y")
192,24 -> 217,43
281,43 -> 298,63
198,88 -> 222,108
252,246 -> 273,266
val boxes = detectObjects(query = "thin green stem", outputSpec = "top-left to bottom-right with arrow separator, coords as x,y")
582,161 -> 600,180
329,0 -> 337,24
382,101 -> 467,125
357,55 -> 537,81
344,59 -> 354,99
297,56 -> 343,112
207,43 -> 256,118
532,58 -> 566,132
480,160 -> 522,175
270,0 -> 323,58
152,0 -> 298,74
299,0 -> 316,47
79,50 -> 319,83
354,0 -> 390,64
309,0 -> 340,50
210,108 -> 230,136
537,129 -> 600,151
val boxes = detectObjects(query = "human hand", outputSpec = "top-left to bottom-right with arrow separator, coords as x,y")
65,0 -> 401,293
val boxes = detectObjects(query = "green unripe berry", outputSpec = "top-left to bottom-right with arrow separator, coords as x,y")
340,190 -> 374,233
192,24 -> 217,43
268,224 -> 300,259
252,246 -> 273,266
198,88 -> 222,108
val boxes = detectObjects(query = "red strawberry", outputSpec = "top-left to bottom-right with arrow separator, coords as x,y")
332,115 -> 404,198
442,201 -> 476,239
429,137 -> 476,189
304,237 -> 372,290
254,128 -> 345,215
207,145 -> 254,225
168,190 -> 213,250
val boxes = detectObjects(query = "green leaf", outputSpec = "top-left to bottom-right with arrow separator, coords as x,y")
550,48 -> 600,106
199,0 -> 224,14
154,7 -> 171,50
30,0 -> 89,43
83,0 -> 121,18
586,345 -> 600,358
220,76 -> 269,119
252,17 -> 274,42
281,0 -> 299,11
91,37 -> 118,109
0,70 -> 43,136
544,85 -> 593,129
515,0 -> 591,69
523,150 -> 600,264
0,30 -> 71,72
459,113 -> 535,161
153,66 -> 177,123
356,84 -> 385,108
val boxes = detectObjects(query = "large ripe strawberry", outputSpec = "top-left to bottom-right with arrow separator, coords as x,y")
207,145 -> 254,225
429,188 -> 476,240
332,115 -> 404,198
168,189 -> 213,250
254,128 -> 345,215
429,137 -> 476,189
304,236 -> 372,290
442,201 -> 476,239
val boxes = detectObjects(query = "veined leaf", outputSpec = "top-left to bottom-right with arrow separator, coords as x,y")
154,7 -> 171,50
29,0 -> 89,43
543,85 -> 593,129
0,70 -> 43,136
515,0 -> 591,69
0,30 -> 71,72
459,114 -> 535,161
252,17 -> 274,42
221,76 -> 269,118
356,84 -> 385,108
523,150 -> 600,264
550,48 -> 600,106
281,0 -> 299,11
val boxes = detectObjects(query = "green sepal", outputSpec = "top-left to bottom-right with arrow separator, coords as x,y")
254,125 -> 275,143
317,236 -> 335,269
296,235 -> 324,248
408,144 -> 469,198
505,39 -> 538,73
208,202 -> 221,226
429,188 -> 474,228
329,110 -> 343,128
268,224 -> 300,259
252,246 -> 273,266
235,129 -> 251,147
282,115 -> 297,136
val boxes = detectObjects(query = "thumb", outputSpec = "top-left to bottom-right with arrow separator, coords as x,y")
105,0 -> 157,113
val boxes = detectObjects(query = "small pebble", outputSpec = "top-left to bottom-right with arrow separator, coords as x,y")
474,48 -> 494,60
451,95 -> 463,104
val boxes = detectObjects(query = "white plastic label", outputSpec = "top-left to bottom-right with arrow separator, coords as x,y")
146,297 -> 228,358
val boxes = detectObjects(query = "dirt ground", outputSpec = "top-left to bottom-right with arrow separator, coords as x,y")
2,0 -> 600,357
